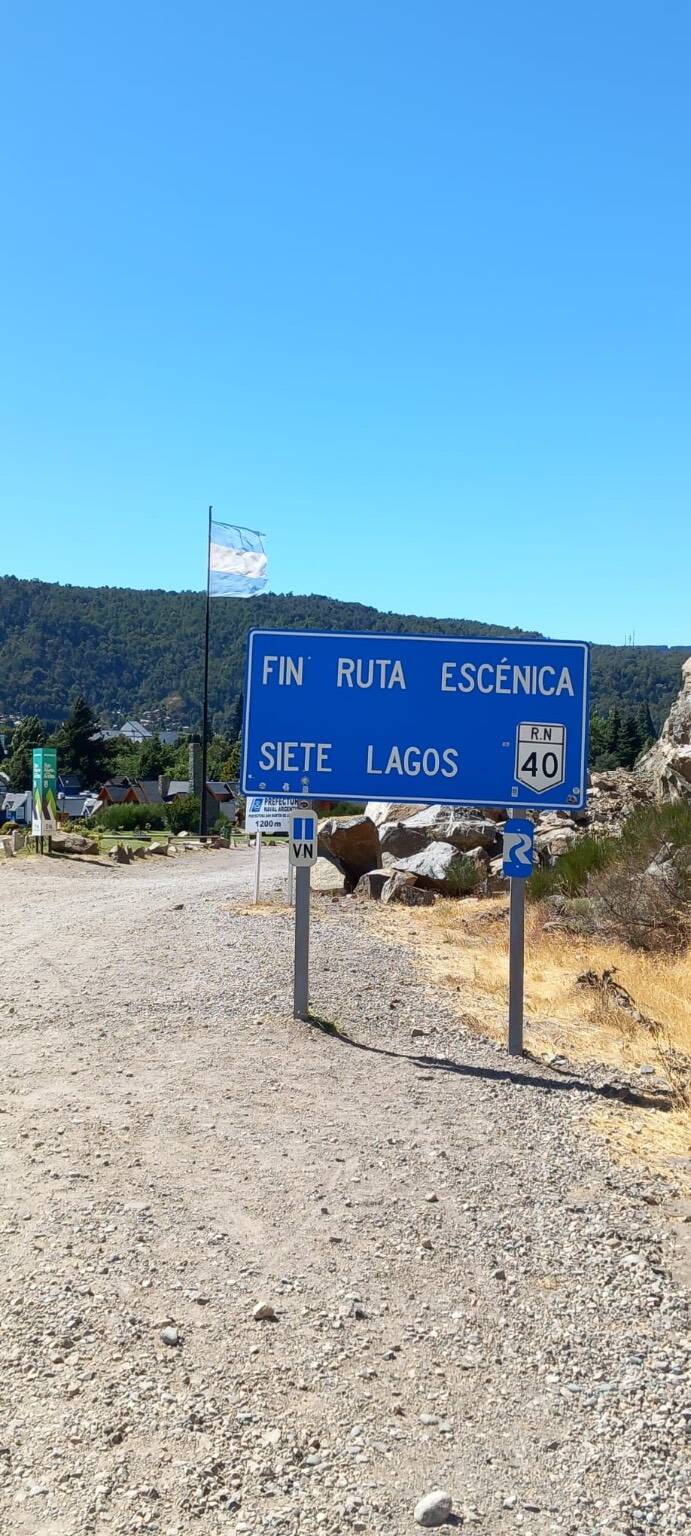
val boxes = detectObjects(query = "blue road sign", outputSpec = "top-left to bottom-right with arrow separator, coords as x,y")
502,818 -> 535,878
242,630 -> 590,810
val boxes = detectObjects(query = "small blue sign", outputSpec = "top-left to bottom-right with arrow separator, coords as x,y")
293,815 -> 316,842
502,818 -> 535,878
242,630 -> 590,810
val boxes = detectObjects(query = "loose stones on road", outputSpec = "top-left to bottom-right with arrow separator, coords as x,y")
252,1301 -> 278,1322
414,1489 -> 454,1527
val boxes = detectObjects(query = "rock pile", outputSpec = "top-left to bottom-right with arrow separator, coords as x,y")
586,769 -> 653,837
635,655 -> 691,800
322,805 -> 504,900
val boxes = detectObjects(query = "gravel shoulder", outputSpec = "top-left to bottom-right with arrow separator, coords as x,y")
0,850 -> 689,1536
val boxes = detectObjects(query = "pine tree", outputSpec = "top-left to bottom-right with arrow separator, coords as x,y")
617,713 -> 643,769
636,701 -> 657,750
54,697 -> 111,787
605,707 -> 622,755
589,713 -> 609,765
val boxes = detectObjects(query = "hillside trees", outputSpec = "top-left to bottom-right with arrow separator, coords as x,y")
1,574 -> 688,726
589,706 -> 658,771
4,715 -> 46,790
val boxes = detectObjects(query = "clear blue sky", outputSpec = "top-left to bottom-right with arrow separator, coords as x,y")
1,3 -> 689,644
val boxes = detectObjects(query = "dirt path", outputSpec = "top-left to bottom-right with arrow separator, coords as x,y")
0,852 -> 688,1535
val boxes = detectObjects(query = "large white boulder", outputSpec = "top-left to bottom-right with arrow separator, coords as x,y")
393,839 -> 481,893
403,805 -> 499,850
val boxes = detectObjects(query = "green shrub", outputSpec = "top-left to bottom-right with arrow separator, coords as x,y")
95,802 -> 167,832
591,803 -> 691,950
529,803 -> 691,949
165,795 -> 200,834
527,835 -> 617,902
619,801 -> 691,861
212,815 -> 235,838
445,854 -> 483,897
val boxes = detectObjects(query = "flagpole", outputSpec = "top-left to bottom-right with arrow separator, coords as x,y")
199,504 -> 212,839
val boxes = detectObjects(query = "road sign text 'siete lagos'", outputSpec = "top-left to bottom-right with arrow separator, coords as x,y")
242,630 -> 590,811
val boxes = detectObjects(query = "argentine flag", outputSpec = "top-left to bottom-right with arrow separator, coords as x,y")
209,521 -> 268,597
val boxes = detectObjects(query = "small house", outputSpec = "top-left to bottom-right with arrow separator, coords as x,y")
97,777 -> 140,807
2,791 -> 32,825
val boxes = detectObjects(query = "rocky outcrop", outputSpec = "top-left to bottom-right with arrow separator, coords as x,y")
635,657 -> 691,800
318,815 -> 381,891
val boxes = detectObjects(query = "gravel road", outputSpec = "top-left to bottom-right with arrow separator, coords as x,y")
0,849 -> 689,1536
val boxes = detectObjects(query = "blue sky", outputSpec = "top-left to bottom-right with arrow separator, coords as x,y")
1,2 -> 689,644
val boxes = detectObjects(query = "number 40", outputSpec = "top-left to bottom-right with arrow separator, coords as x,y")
521,749 -> 560,779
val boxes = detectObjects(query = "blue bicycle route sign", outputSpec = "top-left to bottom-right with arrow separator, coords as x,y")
241,630 -> 590,810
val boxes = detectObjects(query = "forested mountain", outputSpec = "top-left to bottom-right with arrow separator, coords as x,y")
0,574 -> 688,733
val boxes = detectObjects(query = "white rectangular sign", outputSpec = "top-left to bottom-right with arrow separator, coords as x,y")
245,795 -> 305,834
289,812 -> 319,866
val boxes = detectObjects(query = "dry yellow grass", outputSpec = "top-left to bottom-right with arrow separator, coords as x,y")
370,895 -> 691,1186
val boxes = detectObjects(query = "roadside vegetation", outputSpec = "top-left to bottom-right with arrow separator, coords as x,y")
370,804 -> 691,1179
528,802 -> 691,951
94,795 -> 202,835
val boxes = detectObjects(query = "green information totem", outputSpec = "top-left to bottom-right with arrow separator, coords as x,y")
32,747 -> 58,837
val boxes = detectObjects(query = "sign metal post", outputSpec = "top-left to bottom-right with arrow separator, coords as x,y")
289,812 -> 318,1019
253,830 -> 262,904
503,815 -> 535,1057
293,866 -> 310,1019
508,877 -> 526,1056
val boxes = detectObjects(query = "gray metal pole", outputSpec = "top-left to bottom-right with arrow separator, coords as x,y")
293,865 -> 310,1019
253,830 -> 262,904
508,874 -> 525,1056
199,505 -> 213,840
